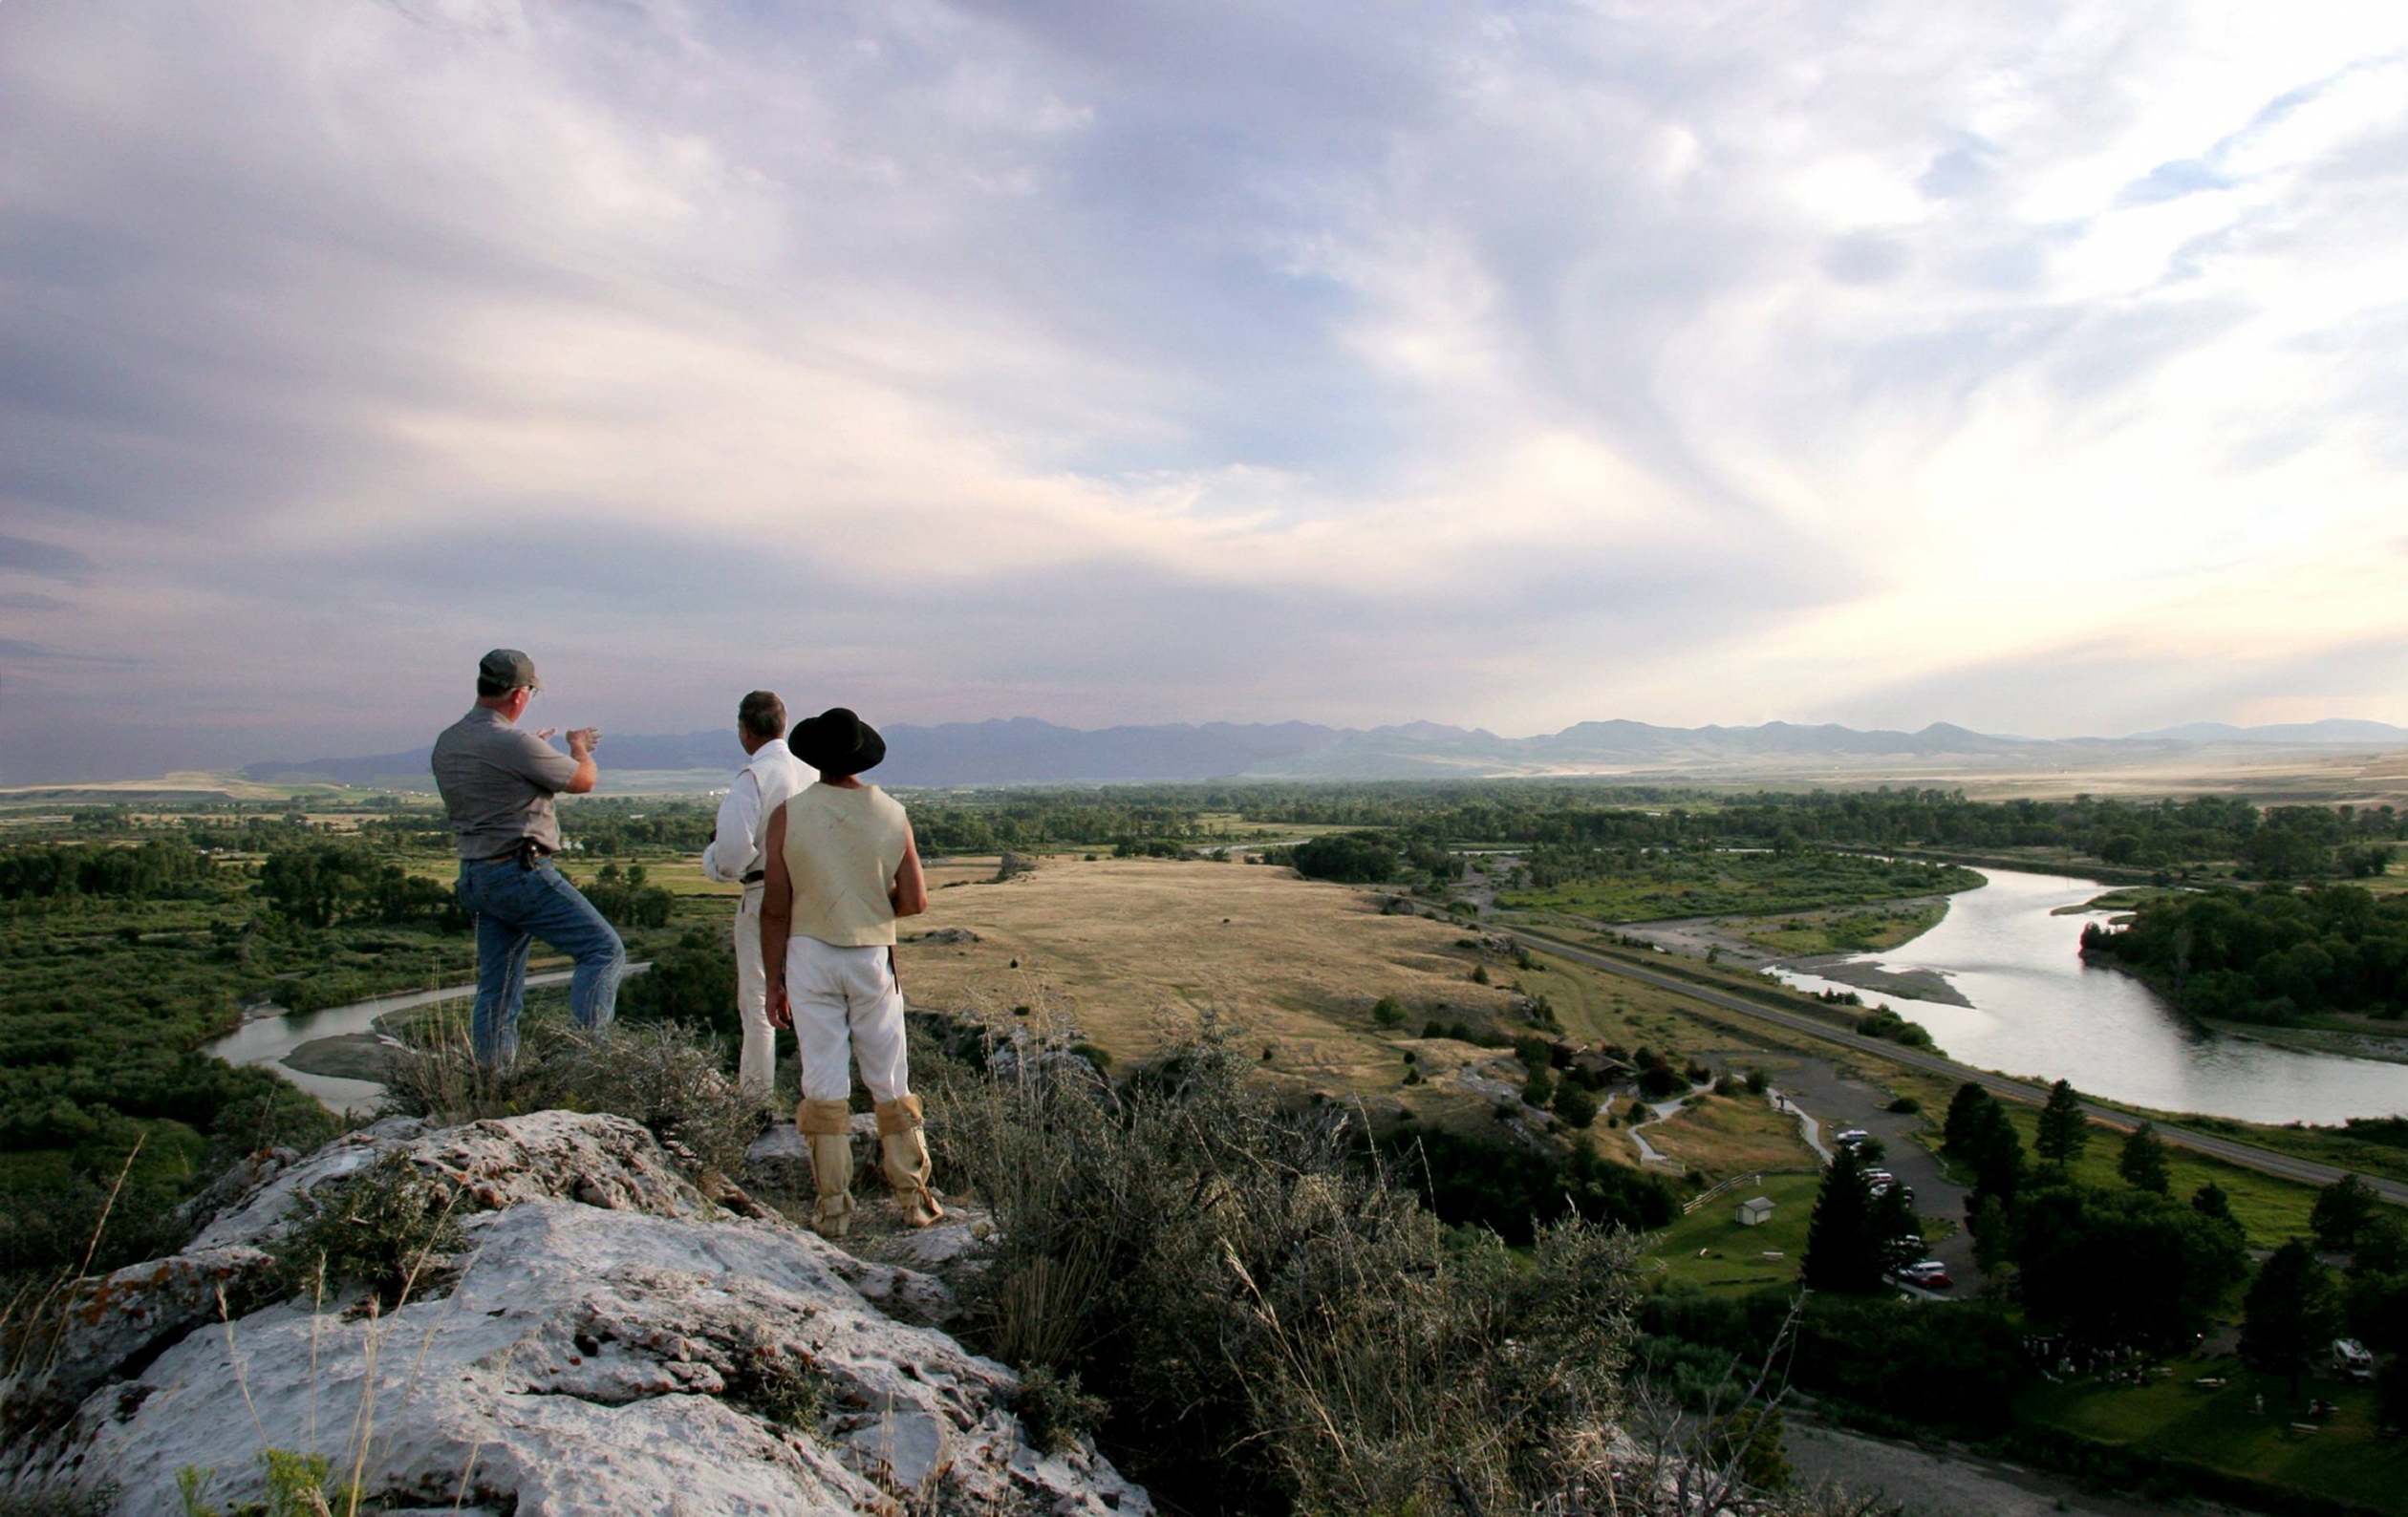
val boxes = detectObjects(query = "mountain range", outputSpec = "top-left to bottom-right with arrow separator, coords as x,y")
240,716 -> 2408,790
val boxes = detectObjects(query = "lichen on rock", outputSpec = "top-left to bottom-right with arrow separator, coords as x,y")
1,1112 -> 1148,1517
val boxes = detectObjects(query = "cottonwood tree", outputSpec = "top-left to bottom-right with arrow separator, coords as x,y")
2016,1186 -> 2247,1353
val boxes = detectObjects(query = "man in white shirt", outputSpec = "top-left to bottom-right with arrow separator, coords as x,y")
699,690 -> 808,1100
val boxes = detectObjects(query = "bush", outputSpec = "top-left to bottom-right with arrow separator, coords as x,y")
267,1150 -> 468,1308
921,1021 -> 1654,1515
1552,1082 -> 1600,1129
617,929 -> 739,1049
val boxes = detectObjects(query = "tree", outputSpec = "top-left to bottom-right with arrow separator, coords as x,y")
2311,1174 -> 2378,1253
2357,1212 -> 2407,1275
2191,1182 -> 2233,1222
2242,1240 -> 2338,1384
2118,1122 -> 2171,1194
2016,1185 -> 2247,1353
1943,1081 -> 1989,1153
1802,1145 -> 1886,1293
1551,1081 -> 1599,1129
1287,832 -> 1398,884
2034,1080 -> 2089,1168
1944,1088 -> 2025,1209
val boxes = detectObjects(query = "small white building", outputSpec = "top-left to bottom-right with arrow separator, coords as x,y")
1735,1196 -> 1775,1228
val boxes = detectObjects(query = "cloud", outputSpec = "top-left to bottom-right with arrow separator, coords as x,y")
0,534 -> 96,585
3,0 -> 2407,781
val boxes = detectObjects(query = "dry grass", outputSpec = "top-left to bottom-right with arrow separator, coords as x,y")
899,858 -> 1523,1093
895,857 -> 1848,1143
1642,1093 -> 1821,1176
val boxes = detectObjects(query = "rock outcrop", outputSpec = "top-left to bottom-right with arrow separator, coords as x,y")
2,1112 -> 1148,1517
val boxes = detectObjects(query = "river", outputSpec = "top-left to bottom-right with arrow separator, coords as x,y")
204,972 -> 581,1115
1769,867 -> 2408,1125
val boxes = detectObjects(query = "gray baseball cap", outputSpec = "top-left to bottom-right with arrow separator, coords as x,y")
478,648 -> 543,691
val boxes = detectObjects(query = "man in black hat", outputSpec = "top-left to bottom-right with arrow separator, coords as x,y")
759,707 -> 938,1235
430,649 -> 628,1065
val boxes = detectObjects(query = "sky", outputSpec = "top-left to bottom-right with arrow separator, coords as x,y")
4,0 -> 2407,782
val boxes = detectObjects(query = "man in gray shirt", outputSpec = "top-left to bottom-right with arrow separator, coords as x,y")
431,649 -> 627,1064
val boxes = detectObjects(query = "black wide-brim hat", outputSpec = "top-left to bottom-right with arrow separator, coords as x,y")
788,707 -> 886,776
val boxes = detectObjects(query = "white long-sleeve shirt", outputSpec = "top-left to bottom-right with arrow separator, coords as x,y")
701,742 -> 808,884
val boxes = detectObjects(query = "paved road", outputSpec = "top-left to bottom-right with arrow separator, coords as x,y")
1501,923 -> 2408,1207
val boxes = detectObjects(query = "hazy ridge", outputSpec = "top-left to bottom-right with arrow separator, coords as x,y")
237,716 -> 2408,789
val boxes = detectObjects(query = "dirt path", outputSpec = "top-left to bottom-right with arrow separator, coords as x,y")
1787,1419 -> 2246,1516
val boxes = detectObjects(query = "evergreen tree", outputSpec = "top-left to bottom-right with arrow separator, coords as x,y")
2243,1240 -> 2338,1384
1947,1092 -> 2025,1209
1943,1080 -> 1989,1154
2034,1079 -> 2089,1168
2311,1174 -> 2378,1252
2191,1181 -> 2233,1222
2117,1122 -> 2171,1194
1802,1145 -> 1884,1293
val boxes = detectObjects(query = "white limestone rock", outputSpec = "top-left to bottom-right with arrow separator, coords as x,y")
2,1113 -> 1147,1517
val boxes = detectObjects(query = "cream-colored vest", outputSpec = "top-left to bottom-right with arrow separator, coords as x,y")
782,782 -> 911,948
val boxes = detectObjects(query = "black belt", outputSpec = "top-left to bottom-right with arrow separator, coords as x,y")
741,869 -> 764,885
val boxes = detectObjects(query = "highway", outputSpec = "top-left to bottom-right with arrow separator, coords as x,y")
1499,924 -> 2408,1207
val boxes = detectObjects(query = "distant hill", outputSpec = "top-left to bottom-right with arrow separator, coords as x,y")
237,715 -> 2408,790
2128,719 -> 2408,745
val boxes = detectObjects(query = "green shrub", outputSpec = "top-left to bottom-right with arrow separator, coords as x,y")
267,1151 -> 467,1308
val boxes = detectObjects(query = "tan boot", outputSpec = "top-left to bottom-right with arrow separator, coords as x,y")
796,1098 -> 856,1238
875,1095 -> 944,1229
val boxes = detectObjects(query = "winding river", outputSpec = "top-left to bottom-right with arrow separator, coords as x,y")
1770,867 -> 2408,1124
204,972 -> 583,1115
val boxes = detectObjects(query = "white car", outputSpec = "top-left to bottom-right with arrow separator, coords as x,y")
1835,1128 -> 1871,1147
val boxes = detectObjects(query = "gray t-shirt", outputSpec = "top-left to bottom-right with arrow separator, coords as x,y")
430,707 -> 581,860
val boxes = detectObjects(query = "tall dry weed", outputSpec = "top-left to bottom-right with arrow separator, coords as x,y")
383,1007 -> 759,1181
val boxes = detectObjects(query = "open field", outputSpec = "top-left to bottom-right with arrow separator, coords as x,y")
1638,1171 -> 1822,1292
1638,1087 -> 1820,1175
892,854 -> 1846,1164
2019,1357 -> 2408,1514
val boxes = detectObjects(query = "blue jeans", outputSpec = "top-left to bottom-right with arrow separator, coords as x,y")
456,857 -> 627,1065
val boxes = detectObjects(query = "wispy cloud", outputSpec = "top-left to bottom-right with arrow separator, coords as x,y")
2,0 -> 2405,780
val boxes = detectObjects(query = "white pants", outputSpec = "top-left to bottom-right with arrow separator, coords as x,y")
734,887 -> 775,1100
786,934 -> 910,1104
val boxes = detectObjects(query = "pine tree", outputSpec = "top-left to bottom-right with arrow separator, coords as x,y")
2035,1079 -> 2089,1168
1802,1145 -> 1883,1293
2118,1122 -> 2171,1194
2191,1181 -> 2233,1222
1943,1080 -> 1989,1154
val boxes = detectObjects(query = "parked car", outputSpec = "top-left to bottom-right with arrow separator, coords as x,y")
1895,1260 -> 1953,1289
1834,1128 -> 1871,1147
